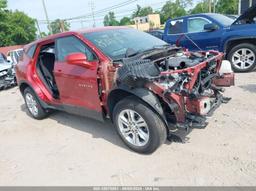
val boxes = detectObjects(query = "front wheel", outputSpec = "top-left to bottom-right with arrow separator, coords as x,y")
227,43 -> 256,72
23,87 -> 49,120
113,97 -> 167,154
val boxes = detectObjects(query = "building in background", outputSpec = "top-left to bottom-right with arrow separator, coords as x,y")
239,0 -> 256,14
131,14 -> 161,31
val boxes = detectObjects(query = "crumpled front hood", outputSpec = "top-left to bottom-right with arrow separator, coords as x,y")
233,5 -> 256,25
0,63 -> 12,71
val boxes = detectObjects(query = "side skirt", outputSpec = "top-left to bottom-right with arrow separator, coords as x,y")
38,98 -> 105,122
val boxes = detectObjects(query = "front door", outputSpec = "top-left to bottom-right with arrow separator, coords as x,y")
184,17 -> 222,51
54,35 -> 102,114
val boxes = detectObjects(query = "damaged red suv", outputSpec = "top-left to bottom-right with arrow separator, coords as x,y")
16,27 -> 234,153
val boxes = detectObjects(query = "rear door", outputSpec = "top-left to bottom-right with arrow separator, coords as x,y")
163,19 -> 186,46
53,35 -> 102,114
183,17 -> 222,51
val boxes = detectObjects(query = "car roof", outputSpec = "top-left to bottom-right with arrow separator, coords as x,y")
167,13 -> 223,21
27,26 -> 129,46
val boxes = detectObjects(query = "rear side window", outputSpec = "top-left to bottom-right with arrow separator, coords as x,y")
27,44 -> 36,58
56,36 -> 97,62
168,19 -> 183,34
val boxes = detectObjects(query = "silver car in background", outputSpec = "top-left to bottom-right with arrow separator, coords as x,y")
0,53 -> 17,90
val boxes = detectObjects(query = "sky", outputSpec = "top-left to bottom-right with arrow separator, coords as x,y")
7,0 -> 198,34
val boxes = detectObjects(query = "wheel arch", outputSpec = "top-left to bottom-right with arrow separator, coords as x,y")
19,81 -> 32,95
224,37 -> 256,58
18,80 -> 50,109
107,86 -> 169,127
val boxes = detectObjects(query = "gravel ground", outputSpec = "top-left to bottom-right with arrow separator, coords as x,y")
0,72 -> 256,186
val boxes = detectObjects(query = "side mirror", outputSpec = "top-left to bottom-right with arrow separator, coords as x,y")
204,23 -> 218,31
65,53 -> 94,69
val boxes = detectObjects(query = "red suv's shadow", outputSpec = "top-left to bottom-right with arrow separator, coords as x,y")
20,104 -> 190,152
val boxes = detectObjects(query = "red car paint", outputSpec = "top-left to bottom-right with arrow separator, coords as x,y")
16,27 -> 234,130
16,29 -> 116,114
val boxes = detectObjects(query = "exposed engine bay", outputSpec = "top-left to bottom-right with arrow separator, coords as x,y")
116,47 -> 234,130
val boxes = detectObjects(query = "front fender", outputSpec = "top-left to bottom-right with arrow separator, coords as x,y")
222,36 -> 256,53
108,85 -> 167,124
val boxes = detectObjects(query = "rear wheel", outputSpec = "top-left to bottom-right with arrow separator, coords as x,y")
113,97 -> 167,154
227,43 -> 256,72
23,87 -> 49,119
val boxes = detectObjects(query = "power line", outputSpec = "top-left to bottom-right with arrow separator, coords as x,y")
37,0 -> 167,23
65,0 -> 138,21
36,0 -> 166,31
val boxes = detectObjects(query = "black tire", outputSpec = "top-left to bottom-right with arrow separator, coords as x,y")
113,97 -> 167,154
23,87 -> 49,120
227,43 -> 256,72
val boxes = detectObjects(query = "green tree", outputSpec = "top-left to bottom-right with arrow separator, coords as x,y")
103,12 -> 119,26
7,10 -> 37,45
50,19 -> 70,34
0,0 -> 7,10
161,0 -> 187,22
216,0 -> 238,14
119,17 -> 133,25
190,0 -> 209,14
132,5 -> 153,18
0,5 -> 37,47
40,32 -> 48,38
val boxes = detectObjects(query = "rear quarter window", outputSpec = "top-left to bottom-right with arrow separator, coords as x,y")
26,44 -> 37,58
168,19 -> 184,34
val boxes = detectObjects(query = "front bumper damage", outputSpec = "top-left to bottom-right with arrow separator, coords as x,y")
0,68 -> 17,90
148,51 -> 234,131
116,49 -> 234,132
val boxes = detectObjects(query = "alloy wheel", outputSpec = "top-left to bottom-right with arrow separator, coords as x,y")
25,93 -> 39,117
118,109 -> 149,147
232,48 -> 255,70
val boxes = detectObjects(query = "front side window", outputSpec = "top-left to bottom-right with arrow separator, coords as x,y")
56,36 -> 97,62
187,18 -> 211,33
168,19 -> 184,34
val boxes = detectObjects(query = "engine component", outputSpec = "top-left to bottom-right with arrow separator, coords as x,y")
167,56 -> 203,69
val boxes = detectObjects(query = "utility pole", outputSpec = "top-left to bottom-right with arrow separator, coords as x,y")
59,20 -> 65,32
89,0 -> 96,27
35,19 -> 42,38
213,0 -> 216,13
80,20 -> 84,28
238,0 -> 241,15
209,0 -> 212,13
41,0 -> 52,34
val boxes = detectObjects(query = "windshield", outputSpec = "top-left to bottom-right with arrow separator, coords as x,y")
84,28 -> 167,60
210,14 -> 234,26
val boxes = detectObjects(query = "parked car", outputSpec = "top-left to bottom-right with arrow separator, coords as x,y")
163,6 -> 256,72
7,48 -> 24,65
147,30 -> 164,39
0,53 -> 16,90
15,27 -> 234,153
